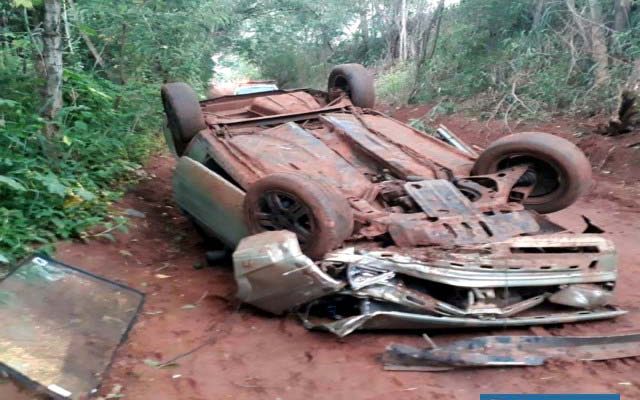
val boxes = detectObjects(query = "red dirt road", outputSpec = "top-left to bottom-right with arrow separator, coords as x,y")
4,113 -> 640,400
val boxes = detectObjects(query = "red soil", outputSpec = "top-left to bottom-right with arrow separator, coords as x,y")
3,109 -> 640,400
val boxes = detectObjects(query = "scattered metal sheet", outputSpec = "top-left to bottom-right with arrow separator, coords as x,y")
382,332 -> 640,371
435,124 -> 479,157
0,255 -> 144,399
404,179 -> 475,218
233,231 -> 344,315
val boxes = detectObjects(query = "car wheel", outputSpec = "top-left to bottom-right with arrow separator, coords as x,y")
328,64 -> 375,108
243,173 -> 354,260
471,132 -> 592,213
161,82 -> 206,156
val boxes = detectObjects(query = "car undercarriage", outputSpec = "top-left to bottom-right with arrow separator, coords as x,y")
161,63 -> 623,336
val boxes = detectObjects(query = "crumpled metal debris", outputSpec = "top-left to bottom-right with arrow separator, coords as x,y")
382,333 -> 640,371
233,230 -> 343,314
232,230 -> 624,336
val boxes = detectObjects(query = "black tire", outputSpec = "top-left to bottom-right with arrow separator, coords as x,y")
328,64 -> 375,108
161,82 -> 206,156
472,132 -> 592,213
243,173 -> 354,260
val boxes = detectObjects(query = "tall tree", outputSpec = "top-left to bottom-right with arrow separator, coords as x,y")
398,0 -> 408,61
41,0 -> 63,136
409,0 -> 445,102
587,0 -> 609,87
614,0 -> 631,32
532,0 -> 547,29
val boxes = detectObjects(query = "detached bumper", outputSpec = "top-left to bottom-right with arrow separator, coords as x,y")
232,231 -> 623,336
299,301 -> 625,337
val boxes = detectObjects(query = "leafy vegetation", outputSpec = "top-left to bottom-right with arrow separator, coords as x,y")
372,1 -> 640,122
0,56 -> 161,263
0,0 -> 228,263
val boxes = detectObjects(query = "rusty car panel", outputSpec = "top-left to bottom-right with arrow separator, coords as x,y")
226,122 -> 372,197
382,333 -> 640,371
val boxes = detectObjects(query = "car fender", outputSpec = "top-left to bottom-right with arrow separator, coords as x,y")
173,156 -> 249,247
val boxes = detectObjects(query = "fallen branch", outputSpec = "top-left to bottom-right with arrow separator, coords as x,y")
156,301 -> 242,368
67,0 -> 105,69
509,78 -> 534,115
598,145 -> 617,170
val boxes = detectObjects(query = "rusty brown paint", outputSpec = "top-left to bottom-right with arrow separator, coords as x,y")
180,88 -> 601,250
166,73 -> 620,332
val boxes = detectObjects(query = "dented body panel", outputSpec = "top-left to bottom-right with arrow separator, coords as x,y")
233,231 -> 343,314
173,157 -> 248,247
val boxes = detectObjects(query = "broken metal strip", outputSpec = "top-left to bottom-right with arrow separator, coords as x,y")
208,103 -> 350,128
327,252 -> 617,288
300,306 -> 626,337
435,125 -> 479,158
382,332 -> 640,370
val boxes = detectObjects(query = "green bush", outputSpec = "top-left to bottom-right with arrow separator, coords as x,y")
0,66 -> 162,264
375,63 -> 414,105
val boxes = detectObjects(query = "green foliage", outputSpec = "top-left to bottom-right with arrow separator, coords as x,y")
72,0 -> 233,88
0,0 -> 237,264
227,0 -> 362,88
0,58 -> 161,264
374,0 -> 640,120
375,63 -> 414,105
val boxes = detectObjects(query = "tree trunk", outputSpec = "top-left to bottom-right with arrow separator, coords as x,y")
614,0 -> 631,32
565,0 -> 590,51
587,0 -> 609,88
67,0 -> 105,70
42,0 -> 63,137
532,0 -> 546,30
607,60 -> 640,134
61,0 -> 73,54
399,0 -> 408,62
359,5 -> 369,55
409,0 -> 445,103
425,1 -> 444,62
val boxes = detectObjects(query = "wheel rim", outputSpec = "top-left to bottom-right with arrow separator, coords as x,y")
254,190 -> 316,244
331,75 -> 351,98
494,155 -> 563,204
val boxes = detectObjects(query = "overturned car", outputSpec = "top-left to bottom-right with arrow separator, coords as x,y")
162,63 -> 623,336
